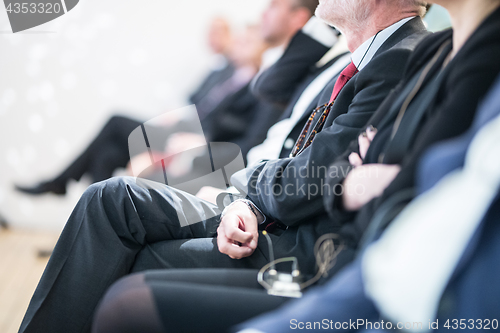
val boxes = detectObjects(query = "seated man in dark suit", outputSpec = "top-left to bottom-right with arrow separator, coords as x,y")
151,25 -> 276,177
237,69 -> 500,333
19,1 -> 429,332
188,17 -> 235,107
91,6 -> 500,329
93,2 -> 500,333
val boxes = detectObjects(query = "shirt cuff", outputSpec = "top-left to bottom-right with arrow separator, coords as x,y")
302,16 -> 338,48
221,199 -> 267,225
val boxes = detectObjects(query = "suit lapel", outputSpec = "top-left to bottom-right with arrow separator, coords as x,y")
323,18 -> 429,128
374,17 -> 427,57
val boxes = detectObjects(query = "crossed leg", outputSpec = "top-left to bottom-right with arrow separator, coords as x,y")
19,177 -> 270,333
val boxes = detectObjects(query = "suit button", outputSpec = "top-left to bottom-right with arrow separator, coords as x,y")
284,138 -> 294,149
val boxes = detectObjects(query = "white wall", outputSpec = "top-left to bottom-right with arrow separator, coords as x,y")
0,0 -> 269,231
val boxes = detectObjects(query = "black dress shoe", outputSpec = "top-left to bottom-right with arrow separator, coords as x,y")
0,214 -> 8,229
15,181 -> 67,195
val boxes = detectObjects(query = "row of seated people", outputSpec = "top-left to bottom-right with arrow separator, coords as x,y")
17,0 -> 500,332
15,0 -> 322,196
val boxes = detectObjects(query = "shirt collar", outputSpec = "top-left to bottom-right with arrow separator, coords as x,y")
351,17 -> 415,71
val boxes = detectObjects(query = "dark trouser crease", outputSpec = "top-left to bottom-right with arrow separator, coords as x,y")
19,177 -> 272,333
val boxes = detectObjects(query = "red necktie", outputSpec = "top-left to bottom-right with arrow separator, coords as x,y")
290,62 -> 359,157
329,61 -> 358,103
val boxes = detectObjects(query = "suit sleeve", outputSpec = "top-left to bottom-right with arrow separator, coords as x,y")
322,78 -> 408,223
231,48 -> 413,226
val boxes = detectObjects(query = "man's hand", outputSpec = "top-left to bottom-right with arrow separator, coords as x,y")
217,202 -> 259,259
342,164 -> 401,211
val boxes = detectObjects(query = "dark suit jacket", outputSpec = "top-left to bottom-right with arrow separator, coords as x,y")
189,60 -> 235,106
252,30 -> 332,109
325,7 -> 500,249
202,83 -> 284,161
231,17 -> 429,275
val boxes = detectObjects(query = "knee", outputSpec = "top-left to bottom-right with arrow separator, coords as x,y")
107,115 -> 129,127
86,176 -> 137,196
81,177 -> 140,211
102,176 -> 136,191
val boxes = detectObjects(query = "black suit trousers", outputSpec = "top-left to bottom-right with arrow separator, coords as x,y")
56,115 -> 142,183
19,177 -> 273,333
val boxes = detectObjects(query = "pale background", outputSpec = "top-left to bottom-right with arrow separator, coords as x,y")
0,0 -> 269,232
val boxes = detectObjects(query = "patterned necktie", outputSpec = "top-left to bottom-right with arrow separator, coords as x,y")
290,61 -> 359,157
330,61 -> 359,102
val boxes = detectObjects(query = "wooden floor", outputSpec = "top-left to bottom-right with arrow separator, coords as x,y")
0,229 -> 59,333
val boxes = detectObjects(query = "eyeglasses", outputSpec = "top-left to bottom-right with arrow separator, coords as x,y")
289,101 -> 334,158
